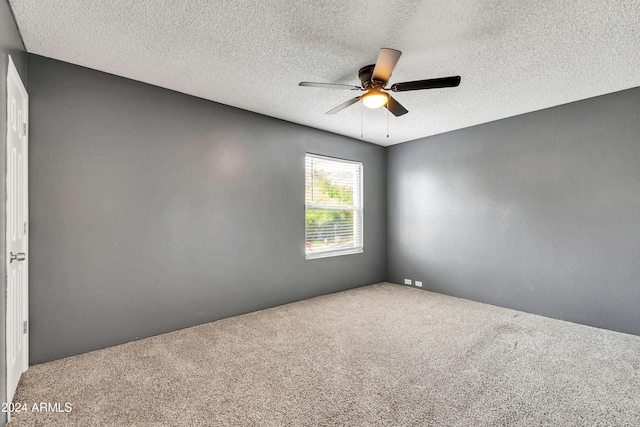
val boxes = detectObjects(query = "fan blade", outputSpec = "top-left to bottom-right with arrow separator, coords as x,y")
326,97 -> 361,115
391,76 -> 461,92
385,96 -> 408,117
372,48 -> 402,83
299,82 -> 361,90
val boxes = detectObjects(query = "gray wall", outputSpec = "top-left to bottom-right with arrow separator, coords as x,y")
28,54 -> 386,363
388,87 -> 640,336
1,0 -> 26,420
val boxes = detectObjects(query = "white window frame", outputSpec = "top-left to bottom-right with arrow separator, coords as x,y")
305,153 -> 363,260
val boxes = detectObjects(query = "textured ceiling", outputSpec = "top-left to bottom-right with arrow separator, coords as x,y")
9,0 -> 640,146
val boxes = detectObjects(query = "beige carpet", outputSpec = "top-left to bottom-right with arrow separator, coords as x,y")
10,283 -> 640,426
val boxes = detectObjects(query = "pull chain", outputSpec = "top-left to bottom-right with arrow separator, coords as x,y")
386,108 -> 389,138
360,107 -> 363,139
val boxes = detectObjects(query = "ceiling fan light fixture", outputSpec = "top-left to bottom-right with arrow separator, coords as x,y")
361,91 -> 389,109
300,48 -> 460,117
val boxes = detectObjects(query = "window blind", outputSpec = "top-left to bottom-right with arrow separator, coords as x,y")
305,154 -> 363,259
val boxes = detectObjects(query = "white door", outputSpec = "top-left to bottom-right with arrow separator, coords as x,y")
6,55 -> 28,406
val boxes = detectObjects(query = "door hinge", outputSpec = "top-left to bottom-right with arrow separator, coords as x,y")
23,123 -> 27,137
24,222 -> 27,234
23,320 -> 28,334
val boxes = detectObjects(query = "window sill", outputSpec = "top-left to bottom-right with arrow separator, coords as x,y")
305,248 -> 363,260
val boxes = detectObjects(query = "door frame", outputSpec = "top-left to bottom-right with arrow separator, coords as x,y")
5,54 -> 29,410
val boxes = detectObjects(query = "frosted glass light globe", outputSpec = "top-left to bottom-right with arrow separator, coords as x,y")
361,91 -> 389,109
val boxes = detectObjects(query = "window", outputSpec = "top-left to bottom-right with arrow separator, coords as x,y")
305,154 -> 363,259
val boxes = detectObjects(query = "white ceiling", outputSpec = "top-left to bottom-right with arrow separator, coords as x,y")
9,0 -> 640,146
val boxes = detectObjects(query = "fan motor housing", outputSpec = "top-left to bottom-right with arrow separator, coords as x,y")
359,64 -> 385,89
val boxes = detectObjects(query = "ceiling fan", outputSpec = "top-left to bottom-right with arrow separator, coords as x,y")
299,48 -> 461,117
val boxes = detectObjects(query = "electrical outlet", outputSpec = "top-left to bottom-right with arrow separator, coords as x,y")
415,281 -> 423,287
404,279 -> 412,285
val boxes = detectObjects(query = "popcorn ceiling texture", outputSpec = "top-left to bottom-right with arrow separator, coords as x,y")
9,0 -> 640,146
10,283 -> 640,426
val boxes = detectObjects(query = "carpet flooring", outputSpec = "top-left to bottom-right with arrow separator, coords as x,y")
10,283 -> 640,426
